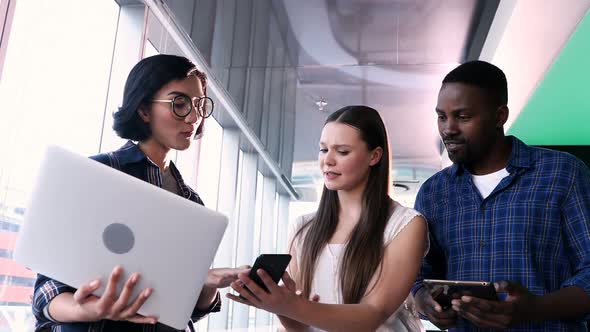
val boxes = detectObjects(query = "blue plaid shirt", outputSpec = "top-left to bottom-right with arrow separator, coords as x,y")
32,141 -> 221,332
412,136 -> 590,332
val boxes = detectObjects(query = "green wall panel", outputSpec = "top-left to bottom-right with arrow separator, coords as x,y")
508,11 -> 590,145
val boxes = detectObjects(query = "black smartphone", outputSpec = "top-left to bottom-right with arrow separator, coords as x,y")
248,254 -> 292,292
423,279 -> 498,309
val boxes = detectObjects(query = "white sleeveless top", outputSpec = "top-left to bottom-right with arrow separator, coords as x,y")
290,201 -> 429,332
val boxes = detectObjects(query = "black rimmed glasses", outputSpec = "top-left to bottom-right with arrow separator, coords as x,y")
151,95 -> 214,118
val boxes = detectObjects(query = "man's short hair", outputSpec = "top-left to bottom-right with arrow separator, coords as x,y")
442,60 -> 508,107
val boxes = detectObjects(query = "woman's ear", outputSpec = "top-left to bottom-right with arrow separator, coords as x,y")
369,147 -> 383,166
138,106 -> 150,123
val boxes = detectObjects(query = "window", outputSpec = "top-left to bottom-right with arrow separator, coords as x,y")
194,117 -> 223,208
0,1 -> 123,330
0,0 -> 16,78
144,40 -> 159,58
0,1 -> 300,330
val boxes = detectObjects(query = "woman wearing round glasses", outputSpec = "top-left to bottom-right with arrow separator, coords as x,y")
32,54 -> 246,332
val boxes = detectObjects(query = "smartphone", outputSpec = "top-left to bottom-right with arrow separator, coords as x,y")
248,254 -> 292,292
423,279 -> 498,309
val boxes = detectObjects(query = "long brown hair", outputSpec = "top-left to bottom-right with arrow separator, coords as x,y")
292,105 -> 392,303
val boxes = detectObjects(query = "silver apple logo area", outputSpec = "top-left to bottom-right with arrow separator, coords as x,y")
102,223 -> 135,254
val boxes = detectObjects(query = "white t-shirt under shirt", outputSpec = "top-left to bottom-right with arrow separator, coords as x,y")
289,200 -> 429,332
471,168 -> 509,199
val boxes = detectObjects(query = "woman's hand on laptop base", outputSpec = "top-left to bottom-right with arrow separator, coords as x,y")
70,266 -> 157,324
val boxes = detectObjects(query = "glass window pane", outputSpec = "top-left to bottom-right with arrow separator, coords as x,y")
0,1 -> 119,330
253,171 -> 264,256
194,117 -> 223,209
144,40 -> 159,58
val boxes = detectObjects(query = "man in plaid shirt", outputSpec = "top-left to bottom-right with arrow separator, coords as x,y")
412,61 -> 590,331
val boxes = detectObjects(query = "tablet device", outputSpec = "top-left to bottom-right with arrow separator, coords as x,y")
423,279 -> 498,309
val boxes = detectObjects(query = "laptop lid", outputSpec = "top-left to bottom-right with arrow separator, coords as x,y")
15,145 -> 228,329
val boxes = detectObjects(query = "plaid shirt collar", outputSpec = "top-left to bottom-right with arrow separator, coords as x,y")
112,140 -> 193,200
451,135 -> 534,177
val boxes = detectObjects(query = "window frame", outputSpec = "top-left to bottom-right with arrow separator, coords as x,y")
0,0 -> 16,78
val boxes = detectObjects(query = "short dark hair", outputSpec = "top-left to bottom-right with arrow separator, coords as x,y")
113,54 -> 208,141
442,60 -> 508,107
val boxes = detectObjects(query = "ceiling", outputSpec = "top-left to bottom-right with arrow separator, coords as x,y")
285,0 -> 499,168
282,0 -> 590,201
264,0 -> 499,201
155,0 -> 590,202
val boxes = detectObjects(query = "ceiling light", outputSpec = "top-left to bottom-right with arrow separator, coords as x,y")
316,97 -> 327,111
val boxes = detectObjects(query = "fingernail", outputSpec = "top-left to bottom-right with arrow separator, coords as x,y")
90,280 -> 99,287
144,288 -> 153,297
131,274 -> 138,283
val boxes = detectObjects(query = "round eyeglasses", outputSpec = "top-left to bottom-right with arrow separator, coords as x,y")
151,95 -> 214,118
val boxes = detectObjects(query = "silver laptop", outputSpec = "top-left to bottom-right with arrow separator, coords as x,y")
15,145 -> 228,329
